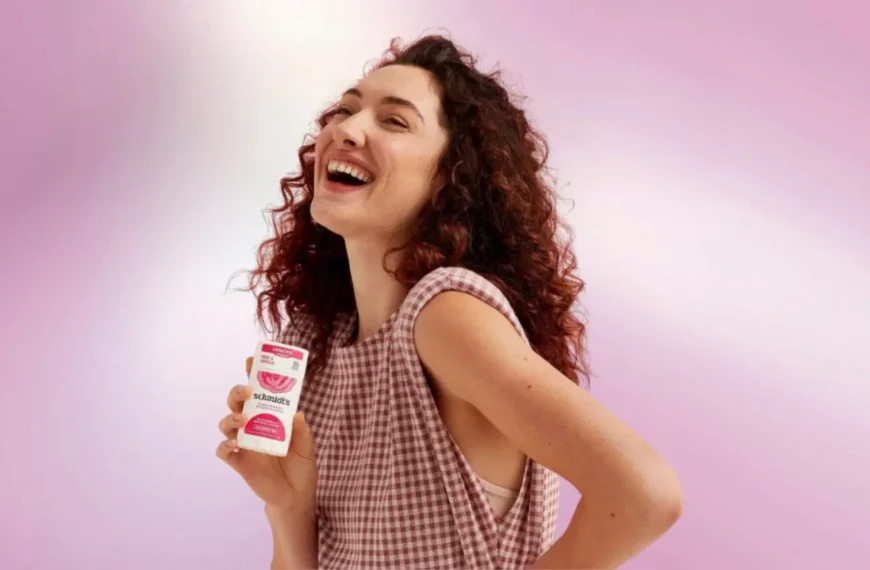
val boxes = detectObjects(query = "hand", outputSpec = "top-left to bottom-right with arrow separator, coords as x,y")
216,357 -> 318,514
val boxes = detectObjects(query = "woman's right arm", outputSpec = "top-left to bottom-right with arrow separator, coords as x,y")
218,359 -> 320,568
266,504 -> 318,570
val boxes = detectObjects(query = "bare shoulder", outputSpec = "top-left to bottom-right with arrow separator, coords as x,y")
414,290 -> 532,402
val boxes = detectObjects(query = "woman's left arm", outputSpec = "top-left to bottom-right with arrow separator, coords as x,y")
415,292 -> 684,570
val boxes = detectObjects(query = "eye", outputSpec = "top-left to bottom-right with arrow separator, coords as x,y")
325,105 -> 353,124
384,116 -> 408,129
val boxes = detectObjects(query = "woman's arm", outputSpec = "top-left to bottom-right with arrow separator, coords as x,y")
265,504 -> 318,570
415,292 -> 683,569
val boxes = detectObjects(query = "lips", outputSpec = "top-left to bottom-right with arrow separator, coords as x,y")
319,151 -> 377,193
327,159 -> 373,184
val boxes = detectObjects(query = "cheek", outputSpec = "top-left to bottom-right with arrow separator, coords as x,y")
373,170 -> 435,225
381,141 -> 440,187
314,126 -> 332,156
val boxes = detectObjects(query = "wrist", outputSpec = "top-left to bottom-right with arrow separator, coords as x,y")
265,503 -> 318,569
265,503 -> 317,543
265,502 -> 316,524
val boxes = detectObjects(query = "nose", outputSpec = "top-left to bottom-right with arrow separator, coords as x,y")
332,114 -> 366,149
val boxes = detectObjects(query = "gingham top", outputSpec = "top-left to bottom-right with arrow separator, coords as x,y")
284,267 -> 560,569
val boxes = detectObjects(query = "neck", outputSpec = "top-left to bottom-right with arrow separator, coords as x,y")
344,236 -> 409,344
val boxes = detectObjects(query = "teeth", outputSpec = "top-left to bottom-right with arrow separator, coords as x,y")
327,160 -> 372,183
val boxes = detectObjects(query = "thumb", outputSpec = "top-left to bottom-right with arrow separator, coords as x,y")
288,411 -> 315,461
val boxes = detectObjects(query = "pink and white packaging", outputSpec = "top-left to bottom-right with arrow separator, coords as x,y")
237,340 -> 309,457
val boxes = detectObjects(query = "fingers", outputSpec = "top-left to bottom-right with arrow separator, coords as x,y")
226,384 -> 252,413
218,358 -> 255,468
218,413 -> 247,439
216,438 -> 240,464
288,412 -> 315,461
226,357 -> 254,413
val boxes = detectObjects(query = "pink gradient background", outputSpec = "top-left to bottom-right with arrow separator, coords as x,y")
2,2 -> 868,568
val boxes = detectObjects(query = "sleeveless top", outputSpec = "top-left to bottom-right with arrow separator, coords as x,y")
281,267 -> 560,569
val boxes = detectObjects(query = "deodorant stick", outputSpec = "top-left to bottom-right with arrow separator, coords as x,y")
237,340 -> 309,457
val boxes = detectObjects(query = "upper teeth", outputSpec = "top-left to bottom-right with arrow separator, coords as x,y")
327,160 -> 372,183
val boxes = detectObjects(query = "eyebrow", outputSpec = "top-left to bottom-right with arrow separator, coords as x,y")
342,87 -> 425,124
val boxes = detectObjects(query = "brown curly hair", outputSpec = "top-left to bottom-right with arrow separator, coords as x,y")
246,35 -> 589,387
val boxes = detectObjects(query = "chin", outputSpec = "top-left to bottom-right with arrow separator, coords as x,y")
310,196 -> 362,238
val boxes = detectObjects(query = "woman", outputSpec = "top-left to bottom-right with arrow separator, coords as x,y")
218,35 -> 682,569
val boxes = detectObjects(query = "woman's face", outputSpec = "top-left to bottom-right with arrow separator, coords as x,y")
311,64 -> 449,243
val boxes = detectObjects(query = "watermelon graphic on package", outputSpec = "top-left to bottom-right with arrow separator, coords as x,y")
257,370 -> 297,394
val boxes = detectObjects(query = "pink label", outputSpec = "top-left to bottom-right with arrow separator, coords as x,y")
243,413 -> 287,442
262,344 -> 305,360
257,370 -> 297,394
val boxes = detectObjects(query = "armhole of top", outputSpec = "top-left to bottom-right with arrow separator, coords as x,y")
393,267 -> 536,526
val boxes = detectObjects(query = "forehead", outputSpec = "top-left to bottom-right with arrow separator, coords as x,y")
352,65 -> 443,121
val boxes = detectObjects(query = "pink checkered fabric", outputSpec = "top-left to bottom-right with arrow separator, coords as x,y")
282,267 -> 559,569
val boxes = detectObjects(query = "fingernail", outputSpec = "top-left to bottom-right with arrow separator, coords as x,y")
235,414 -> 245,423
225,439 -> 236,448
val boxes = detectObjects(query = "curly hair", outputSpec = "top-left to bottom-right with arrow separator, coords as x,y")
246,35 -> 589,387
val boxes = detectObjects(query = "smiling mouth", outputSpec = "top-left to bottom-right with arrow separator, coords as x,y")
325,159 -> 374,187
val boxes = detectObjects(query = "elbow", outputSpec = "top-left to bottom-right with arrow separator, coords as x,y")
586,458 -> 683,537
650,480 -> 683,532
632,462 -> 684,535
664,473 -> 684,524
